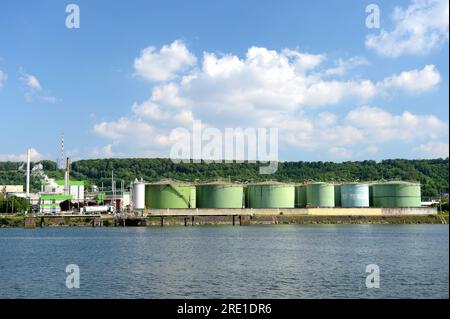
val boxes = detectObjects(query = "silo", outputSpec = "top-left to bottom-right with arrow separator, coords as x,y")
247,183 -> 295,208
372,181 -> 421,207
334,184 -> 341,207
244,185 -> 249,208
132,179 -> 145,210
145,181 -> 196,208
306,182 -> 335,207
340,183 -> 369,207
369,184 -> 374,207
196,183 -> 244,208
295,185 -> 307,208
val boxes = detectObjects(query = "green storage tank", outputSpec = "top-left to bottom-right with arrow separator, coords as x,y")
247,183 -> 295,208
145,182 -> 196,208
306,182 -> 335,207
334,184 -> 341,207
372,182 -> 421,207
369,184 -> 374,207
340,183 -> 369,207
295,185 -> 307,208
244,185 -> 249,208
196,183 -> 244,208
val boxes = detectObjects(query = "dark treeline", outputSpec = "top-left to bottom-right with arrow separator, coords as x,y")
1,158 -> 448,197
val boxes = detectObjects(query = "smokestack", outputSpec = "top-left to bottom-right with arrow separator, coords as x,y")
65,157 -> 70,195
26,149 -> 31,197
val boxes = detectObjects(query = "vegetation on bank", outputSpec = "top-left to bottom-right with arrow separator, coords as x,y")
0,194 -> 29,214
0,214 -> 447,228
0,158 -> 449,197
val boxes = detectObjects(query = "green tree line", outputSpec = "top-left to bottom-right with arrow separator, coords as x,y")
1,158 -> 448,197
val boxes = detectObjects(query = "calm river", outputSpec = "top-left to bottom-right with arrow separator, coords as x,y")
0,225 -> 448,298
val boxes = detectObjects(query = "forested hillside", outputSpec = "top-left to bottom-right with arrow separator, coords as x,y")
0,158 -> 448,197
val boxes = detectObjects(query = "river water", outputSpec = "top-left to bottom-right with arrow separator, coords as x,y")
0,225 -> 448,298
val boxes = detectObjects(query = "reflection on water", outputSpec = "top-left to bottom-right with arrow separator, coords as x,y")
0,225 -> 448,298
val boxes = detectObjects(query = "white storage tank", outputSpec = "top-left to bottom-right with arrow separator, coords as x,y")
132,178 -> 146,210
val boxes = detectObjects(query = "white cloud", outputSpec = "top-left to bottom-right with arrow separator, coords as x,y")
282,49 -> 326,71
134,40 -> 197,82
92,42 -> 447,160
89,144 -> 123,159
19,70 -> 57,103
0,148 -> 44,162
24,74 -> 41,91
324,56 -> 369,76
366,0 -> 449,57
0,69 -> 6,89
345,105 -> 447,142
380,64 -> 441,93
413,141 -> 449,158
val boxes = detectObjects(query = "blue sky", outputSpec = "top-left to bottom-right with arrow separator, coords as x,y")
0,0 -> 448,163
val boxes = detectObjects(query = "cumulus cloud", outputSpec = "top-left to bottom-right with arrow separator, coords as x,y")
413,141 -> 449,158
366,0 -> 449,57
93,41 -> 446,160
0,148 -> 44,162
134,40 -> 197,82
380,64 -> 441,93
345,106 -> 447,142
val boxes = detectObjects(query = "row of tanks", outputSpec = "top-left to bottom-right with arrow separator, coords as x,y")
131,180 -> 422,209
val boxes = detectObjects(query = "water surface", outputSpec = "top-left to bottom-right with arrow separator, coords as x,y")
0,225 -> 448,298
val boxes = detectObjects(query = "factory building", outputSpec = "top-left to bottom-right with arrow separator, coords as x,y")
41,179 -> 85,202
38,178 -> 85,214
1,185 -> 24,193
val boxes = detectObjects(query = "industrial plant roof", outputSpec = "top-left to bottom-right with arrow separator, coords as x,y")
55,180 -> 85,186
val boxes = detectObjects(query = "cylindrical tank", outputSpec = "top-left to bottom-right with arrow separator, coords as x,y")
372,182 -> 421,207
295,185 -> 307,208
247,183 -> 295,208
145,182 -> 196,208
196,183 -> 244,208
340,183 -> 369,207
334,184 -> 341,207
132,179 -> 145,210
369,184 -> 374,207
306,182 -> 335,207
244,186 -> 249,208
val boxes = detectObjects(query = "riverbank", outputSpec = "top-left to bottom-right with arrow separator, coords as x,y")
0,213 -> 448,227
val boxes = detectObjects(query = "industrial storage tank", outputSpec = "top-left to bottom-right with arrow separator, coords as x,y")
295,185 -> 307,208
247,183 -> 295,208
369,184 -> 374,207
340,183 -> 369,207
131,178 -> 145,210
196,183 -> 244,208
372,182 -> 421,207
244,185 -> 250,208
145,181 -> 196,209
306,182 -> 335,207
334,184 -> 341,207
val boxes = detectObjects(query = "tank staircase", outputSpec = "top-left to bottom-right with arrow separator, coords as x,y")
438,215 -> 447,224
